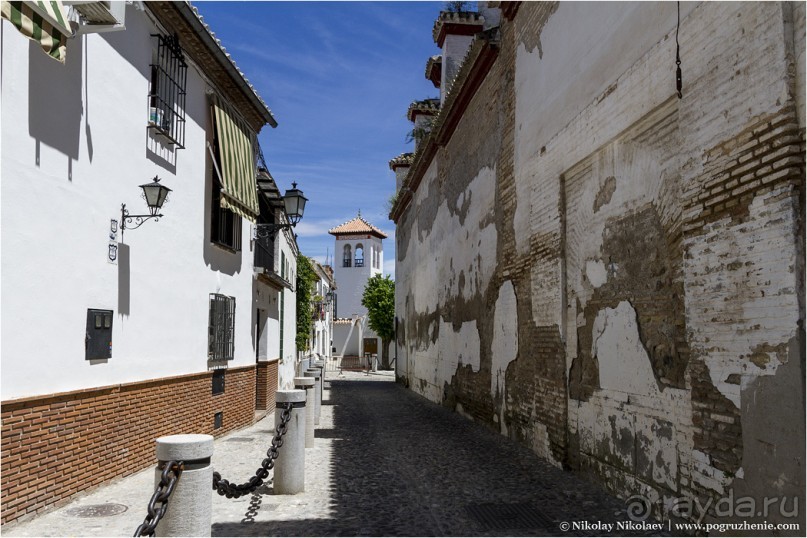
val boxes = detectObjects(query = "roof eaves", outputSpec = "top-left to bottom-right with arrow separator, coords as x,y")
176,1 -> 278,128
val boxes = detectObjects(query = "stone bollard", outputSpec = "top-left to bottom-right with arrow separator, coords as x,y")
313,360 -> 325,400
294,377 -> 316,448
154,434 -> 214,537
273,390 -> 306,494
305,368 -> 322,426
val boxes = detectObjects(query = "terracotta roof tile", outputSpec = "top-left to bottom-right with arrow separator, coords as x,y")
328,214 -> 388,238
389,152 -> 414,170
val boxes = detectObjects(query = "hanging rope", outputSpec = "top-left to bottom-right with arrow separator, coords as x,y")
676,1 -> 683,99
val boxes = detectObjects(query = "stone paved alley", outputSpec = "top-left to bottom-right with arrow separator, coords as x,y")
3,371 -> 664,537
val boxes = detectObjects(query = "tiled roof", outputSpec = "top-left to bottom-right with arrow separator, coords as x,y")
432,11 -> 485,44
407,98 -> 441,122
328,215 -> 388,238
389,152 -> 414,170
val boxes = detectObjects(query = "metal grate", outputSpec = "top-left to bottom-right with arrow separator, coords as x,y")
148,34 -> 187,148
208,294 -> 235,361
465,503 -> 555,531
66,503 -> 128,518
225,437 -> 255,443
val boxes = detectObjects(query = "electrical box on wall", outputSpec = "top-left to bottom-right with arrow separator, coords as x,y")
86,309 -> 113,360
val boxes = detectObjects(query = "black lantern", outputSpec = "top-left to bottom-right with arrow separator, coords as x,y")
256,181 -> 307,239
121,176 -> 172,232
283,182 -> 307,225
140,176 -> 172,216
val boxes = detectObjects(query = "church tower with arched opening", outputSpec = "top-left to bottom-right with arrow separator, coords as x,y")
328,213 -> 387,360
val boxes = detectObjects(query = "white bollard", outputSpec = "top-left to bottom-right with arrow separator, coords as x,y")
294,377 -> 316,448
305,368 -> 322,426
273,389 -> 306,494
313,360 -> 325,400
154,434 -> 214,537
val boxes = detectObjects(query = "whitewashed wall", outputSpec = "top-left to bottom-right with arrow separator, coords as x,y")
0,5 -> 263,400
275,230 -> 298,389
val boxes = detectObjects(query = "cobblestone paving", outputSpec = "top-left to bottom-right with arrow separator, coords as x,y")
2,370 -> 668,537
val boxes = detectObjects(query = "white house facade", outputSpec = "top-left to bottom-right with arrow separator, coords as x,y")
1,1 -> 299,523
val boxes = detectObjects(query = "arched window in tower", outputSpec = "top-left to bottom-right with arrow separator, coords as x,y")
343,244 -> 352,268
355,244 -> 364,267
373,247 -> 378,268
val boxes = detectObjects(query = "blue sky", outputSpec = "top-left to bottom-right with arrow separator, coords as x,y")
195,1 -> 445,278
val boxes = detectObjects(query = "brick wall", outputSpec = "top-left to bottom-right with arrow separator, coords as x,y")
256,360 -> 279,410
394,0 -> 804,527
1,365 -> 257,524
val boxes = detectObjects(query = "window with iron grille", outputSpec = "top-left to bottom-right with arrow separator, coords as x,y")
208,294 -> 235,361
254,195 -> 276,270
209,123 -> 242,251
148,34 -> 187,148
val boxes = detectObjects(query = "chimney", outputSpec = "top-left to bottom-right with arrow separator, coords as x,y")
389,153 -> 414,193
406,99 -> 440,150
425,55 -> 442,89
432,10 -> 484,103
477,1 -> 501,29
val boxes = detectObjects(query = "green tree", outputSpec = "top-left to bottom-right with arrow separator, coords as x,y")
361,274 -> 395,369
296,255 -> 317,353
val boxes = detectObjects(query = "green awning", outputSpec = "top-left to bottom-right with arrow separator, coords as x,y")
211,96 -> 260,222
1,1 -> 70,63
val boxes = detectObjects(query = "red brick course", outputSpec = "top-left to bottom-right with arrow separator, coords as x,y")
1,365 -> 258,524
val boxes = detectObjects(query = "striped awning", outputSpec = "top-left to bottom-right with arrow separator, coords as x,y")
211,95 -> 260,221
1,1 -> 70,63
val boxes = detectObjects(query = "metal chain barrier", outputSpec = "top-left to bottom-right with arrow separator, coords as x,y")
212,402 -> 293,498
133,460 -> 184,537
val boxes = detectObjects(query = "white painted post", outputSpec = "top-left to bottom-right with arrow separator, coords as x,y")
294,377 -> 316,448
305,368 -> 322,426
154,434 -> 214,537
273,390 -> 306,494
313,360 -> 325,400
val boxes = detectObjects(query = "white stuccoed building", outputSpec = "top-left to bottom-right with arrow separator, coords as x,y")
1,0 -> 299,524
328,214 -> 387,361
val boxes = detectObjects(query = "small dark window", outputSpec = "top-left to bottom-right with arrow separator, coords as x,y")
86,309 -> 113,360
214,412 -> 223,430
148,34 -> 187,148
212,370 -> 225,395
208,294 -> 235,361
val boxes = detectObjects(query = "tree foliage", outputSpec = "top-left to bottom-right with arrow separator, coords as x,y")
361,274 -> 395,368
296,255 -> 317,352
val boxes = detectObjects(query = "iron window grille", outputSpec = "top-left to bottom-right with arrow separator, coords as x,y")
343,257 -> 351,267
355,257 -> 364,267
148,33 -> 187,148
209,294 -> 236,361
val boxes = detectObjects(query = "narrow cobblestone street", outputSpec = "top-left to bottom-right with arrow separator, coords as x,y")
3,371 -> 662,537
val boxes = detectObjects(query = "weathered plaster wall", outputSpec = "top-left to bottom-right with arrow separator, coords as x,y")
395,0 -> 804,527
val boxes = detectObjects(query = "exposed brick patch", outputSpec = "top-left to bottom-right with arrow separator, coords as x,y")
1,366 -> 257,524
255,360 -> 279,410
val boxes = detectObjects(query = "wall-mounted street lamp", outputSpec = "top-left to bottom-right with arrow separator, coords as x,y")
121,176 -> 172,232
255,182 -> 308,239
